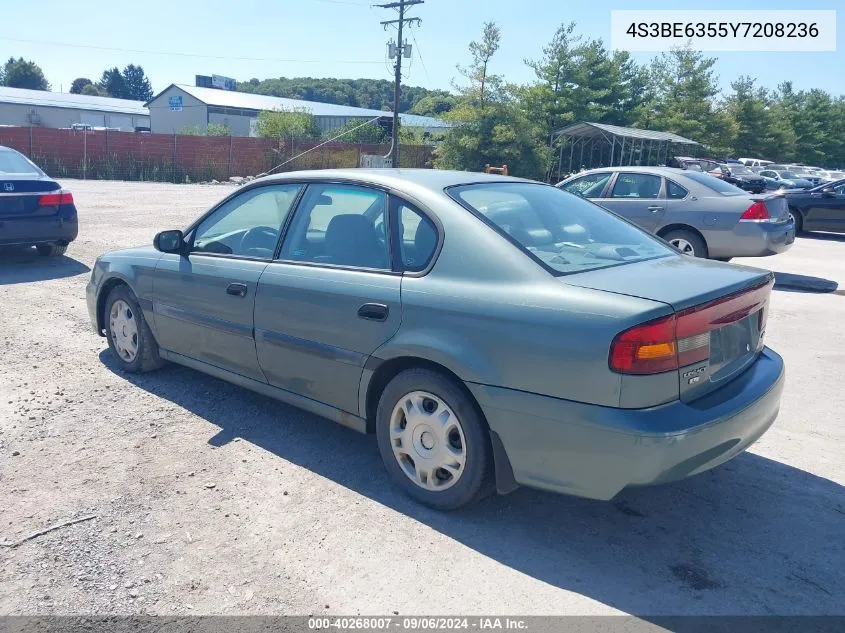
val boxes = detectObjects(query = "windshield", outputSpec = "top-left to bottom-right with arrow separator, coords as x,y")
778,171 -> 798,179
730,165 -> 754,175
448,182 -> 673,276
0,150 -> 44,176
681,171 -> 747,195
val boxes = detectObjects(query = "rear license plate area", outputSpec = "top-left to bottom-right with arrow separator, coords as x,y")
709,311 -> 760,380
0,198 -> 26,215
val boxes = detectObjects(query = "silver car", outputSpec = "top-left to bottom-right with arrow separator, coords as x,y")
87,170 -> 785,510
557,166 -> 795,260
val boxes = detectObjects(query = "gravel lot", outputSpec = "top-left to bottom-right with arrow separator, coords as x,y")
1,179 -> 843,617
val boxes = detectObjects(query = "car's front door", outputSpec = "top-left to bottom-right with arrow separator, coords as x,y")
594,172 -> 666,232
253,183 -> 402,415
152,183 -> 303,381
802,183 -> 845,232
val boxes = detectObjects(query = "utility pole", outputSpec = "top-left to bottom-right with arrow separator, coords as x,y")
376,0 -> 422,167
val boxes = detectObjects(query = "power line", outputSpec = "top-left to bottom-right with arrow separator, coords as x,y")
0,37 -> 384,65
408,28 -> 431,86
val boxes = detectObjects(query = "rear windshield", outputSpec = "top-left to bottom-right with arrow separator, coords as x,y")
0,150 -> 43,176
448,182 -> 673,276
682,171 -> 747,195
730,165 -> 754,175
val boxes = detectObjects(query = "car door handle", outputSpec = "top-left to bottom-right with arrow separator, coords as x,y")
226,283 -> 248,297
358,303 -> 389,322
647,206 -> 664,212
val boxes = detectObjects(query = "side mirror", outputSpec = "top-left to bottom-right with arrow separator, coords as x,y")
154,229 -> 185,254
821,187 -> 837,197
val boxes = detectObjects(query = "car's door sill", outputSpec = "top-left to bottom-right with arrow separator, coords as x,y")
159,349 -> 368,434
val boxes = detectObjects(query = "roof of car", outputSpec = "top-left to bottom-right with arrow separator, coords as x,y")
259,168 -> 537,191
567,166 -> 688,176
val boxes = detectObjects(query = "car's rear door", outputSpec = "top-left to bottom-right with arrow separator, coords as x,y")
594,172 -> 666,232
253,182 -> 402,416
152,183 -> 303,382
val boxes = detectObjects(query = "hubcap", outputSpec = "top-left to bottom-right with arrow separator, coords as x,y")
109,299 -> 139,362
670,237 -> 695,256
389,391 -> 467,492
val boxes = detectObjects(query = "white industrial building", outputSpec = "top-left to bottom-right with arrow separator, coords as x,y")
146,84 -> 448,137
0,86 -> 150,131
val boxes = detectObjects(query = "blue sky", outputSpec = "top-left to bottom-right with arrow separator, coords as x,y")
1,0 -> 842,99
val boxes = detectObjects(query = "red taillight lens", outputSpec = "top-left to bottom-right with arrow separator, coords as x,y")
609,278 -> 774,375
38,191 -> 73,206
740,201 -> 769,221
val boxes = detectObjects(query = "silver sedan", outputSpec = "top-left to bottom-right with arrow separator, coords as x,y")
557,166 -> 795,260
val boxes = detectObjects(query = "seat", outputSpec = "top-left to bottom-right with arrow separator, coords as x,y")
324,214 -> 386,269
413,219 -> 437,267
638,179 -> 660,198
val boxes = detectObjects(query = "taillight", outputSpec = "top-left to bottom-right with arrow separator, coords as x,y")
740,201 -> 770,222
609,278 -> 774,375
38,191 -> 74,206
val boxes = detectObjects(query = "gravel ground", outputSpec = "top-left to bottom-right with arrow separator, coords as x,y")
0,179 -> 843,617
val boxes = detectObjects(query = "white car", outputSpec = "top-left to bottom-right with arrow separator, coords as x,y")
739,158 -> 773,168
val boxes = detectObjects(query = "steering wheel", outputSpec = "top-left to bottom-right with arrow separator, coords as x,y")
240,226 -> 279,255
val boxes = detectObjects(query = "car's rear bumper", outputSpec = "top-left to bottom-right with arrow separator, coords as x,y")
468,347 -> 784,501
709,220 -> 795,258
0,214 -> 78,247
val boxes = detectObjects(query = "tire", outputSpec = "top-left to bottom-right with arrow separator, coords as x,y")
36,243 -> 67,257
788,208 -> 804,234
663,229 -> 708,258
714,257 -> 732,262
104,285 -> 165,373
376,368 -> 492,510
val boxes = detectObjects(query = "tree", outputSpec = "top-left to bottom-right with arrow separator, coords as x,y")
2,57 -> 50,90
206,123 -> 231,136
254,109 -> 321,142
81,84 -> 107,96
408,94 -> 457,116
98,67 -> 129,99
70,78 -> 93,94
122,64 -> 153,101
325,120 -> 388,144
456,21 -> 503,107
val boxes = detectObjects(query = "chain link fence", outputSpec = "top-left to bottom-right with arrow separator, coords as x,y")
0,127 -> 434,183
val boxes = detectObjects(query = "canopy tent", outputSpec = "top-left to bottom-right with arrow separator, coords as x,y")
547,122 -> 700,182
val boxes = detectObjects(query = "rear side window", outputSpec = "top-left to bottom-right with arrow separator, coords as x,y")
682,171 -> 746,196
610,173 -> 661,199
559,172 -> 611,198
0,149 -> 43,176
666,180 -> 688,199
396,202 -> 437,272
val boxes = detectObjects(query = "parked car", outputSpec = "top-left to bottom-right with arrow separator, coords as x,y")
758,169 -> 814,190
716,163 -> 766,193
785,167 -> 825,187
87,169 -> 785,510
557,166 -> 794,260
782,179 -> 845,234
0,145 -> 78,256
738,158 -> 773,168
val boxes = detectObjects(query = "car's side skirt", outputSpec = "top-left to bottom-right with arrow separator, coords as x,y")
158,348 -> 368,434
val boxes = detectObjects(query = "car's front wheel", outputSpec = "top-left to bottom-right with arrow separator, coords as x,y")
104,285 -> 165,373
663,229 -> 708,258
376,368 -> 492,510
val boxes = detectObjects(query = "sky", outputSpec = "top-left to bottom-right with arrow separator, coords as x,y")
1,0 -> 843,100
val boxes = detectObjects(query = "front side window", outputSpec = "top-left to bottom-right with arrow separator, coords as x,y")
280,183 -> 390,270
559,172 -> 611,198
192,184 -> 302,258
449,183 -> 673,276
610,173 -> 662,199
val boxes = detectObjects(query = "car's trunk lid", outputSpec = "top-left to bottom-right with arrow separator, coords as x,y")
0,177 -> 61,218
565,255 -> 774,402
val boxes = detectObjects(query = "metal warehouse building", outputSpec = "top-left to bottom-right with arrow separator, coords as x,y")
0,86 -> 150,131
146,84 -> 448,136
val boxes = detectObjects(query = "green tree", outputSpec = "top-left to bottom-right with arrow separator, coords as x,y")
408,94 -> 457,116
98,67 -> 129,99
254,109 -> 321,142
121,64 -> 153,101
325,120 -> 388,144
2,57 -> 50,90
70,77 -> 92,94
206,123 -> 231,136
80,84 -> 107,97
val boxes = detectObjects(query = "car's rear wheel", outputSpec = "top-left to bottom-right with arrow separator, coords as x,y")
104,285 -> 164,373
663,229 -> 708,258
788,208 -> 804,233
376,368 -> 492,510
36,243 -> 67,257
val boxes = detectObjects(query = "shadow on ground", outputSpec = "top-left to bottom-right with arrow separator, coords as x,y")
99,350 -> 845,616
773,272 -> 839,294
0,247 -> 89,285
798,232 -> 845,243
